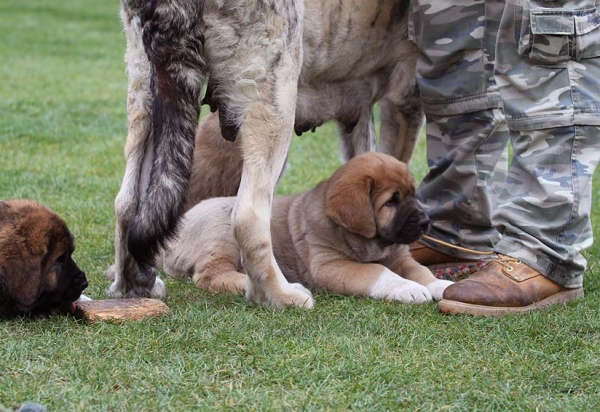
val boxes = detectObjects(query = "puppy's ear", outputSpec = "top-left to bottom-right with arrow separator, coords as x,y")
326,173 -> 376,238
0,259 -> 42,313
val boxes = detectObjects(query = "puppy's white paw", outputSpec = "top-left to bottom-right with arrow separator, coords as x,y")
75,295 -> 92,302
427,279 -> 454,301
385,282 -> 432,304
370,268 -> 433,304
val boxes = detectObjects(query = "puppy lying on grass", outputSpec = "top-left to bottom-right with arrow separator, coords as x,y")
160,152 -> 452,305
0,199 -> 89,316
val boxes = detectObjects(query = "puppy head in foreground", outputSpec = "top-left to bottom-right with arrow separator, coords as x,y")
325,152 -> 429,245
0,199 -> 88,316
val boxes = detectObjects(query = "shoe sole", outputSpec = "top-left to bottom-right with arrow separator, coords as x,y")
438,288 -> 584,316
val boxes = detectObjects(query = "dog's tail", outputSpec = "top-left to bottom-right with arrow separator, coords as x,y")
128,0 -> 207,272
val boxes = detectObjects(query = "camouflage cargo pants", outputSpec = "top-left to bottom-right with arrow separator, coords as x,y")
410,0 -> 600,287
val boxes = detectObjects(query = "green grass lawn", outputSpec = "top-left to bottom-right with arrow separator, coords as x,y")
1,1 -> 599,411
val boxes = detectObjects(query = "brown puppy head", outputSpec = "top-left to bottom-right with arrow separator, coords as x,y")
325,152 -> 429,244
0,200 -> 88,316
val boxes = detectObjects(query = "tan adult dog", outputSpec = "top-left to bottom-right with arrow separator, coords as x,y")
160,153 -> 452,304
111,0 -> 422,307
0,200 -> 88,316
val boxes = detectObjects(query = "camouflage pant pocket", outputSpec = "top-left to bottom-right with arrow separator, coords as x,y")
574,8 -> 600,60
518,7 -> 600,63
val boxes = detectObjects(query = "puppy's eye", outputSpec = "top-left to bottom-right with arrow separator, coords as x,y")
385,192 -> 400,207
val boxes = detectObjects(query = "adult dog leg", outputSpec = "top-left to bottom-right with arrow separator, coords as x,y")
204,2 -> 314,308
108,1 -> 163,298
336,107 -> 377,162
378,63 -> 425,163
111,0 -> 206,298
235,83 -> 315,308
235,112 -> 314,308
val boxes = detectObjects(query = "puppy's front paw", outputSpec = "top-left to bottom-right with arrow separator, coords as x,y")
427,279 -> 454,301
370,269 -> 432,304
384,282 -> 432,304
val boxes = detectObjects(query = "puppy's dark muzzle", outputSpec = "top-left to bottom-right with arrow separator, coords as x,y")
64,270 -> 88,302
378,200 -> 431,245
78,271 -> 89,292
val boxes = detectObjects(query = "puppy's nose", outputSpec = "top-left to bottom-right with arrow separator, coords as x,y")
78,271 -> 89,291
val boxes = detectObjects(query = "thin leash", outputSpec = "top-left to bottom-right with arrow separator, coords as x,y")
421,234 -> 495,256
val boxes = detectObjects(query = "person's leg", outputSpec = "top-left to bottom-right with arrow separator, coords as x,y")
409,0 -> 510,267
493,126 -> 600,288
440,0 -> 600,315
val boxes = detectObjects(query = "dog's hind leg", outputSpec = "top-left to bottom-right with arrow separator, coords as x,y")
108,0 -> 162,298
110,0 -> 206,298
203,1 -> 313,308
378,62 -> 425,164
193,267 -> 248,295
336,107 -> 377,163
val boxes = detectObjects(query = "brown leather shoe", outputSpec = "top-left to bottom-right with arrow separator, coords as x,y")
439,255 -> 584,316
